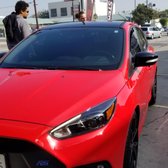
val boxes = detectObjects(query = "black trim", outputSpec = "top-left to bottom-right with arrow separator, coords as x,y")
0,138 -> 66,168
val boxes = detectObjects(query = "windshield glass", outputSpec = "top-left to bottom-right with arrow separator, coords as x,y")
141,27 -> 148,31
0,27 -> 124,70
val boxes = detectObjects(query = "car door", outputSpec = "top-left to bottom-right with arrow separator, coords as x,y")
129,26 -> 151,121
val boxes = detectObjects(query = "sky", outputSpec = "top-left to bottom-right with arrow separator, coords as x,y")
0,0 -> 167,17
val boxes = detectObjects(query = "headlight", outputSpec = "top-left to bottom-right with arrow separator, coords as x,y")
50,98 -> 116,139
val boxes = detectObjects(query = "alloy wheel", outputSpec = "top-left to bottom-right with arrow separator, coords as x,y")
124,113 -> 139,168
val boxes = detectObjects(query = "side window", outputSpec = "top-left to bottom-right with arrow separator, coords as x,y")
153,27 -> 157,31
129,27 -> 142,76
135,27 -> 148,51
130,28 -> 141,56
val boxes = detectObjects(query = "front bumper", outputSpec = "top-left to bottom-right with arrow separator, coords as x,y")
0,117 -> 127,168
0,138 -> 65,168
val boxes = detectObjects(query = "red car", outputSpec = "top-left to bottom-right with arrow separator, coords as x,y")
0,21 -> 158,168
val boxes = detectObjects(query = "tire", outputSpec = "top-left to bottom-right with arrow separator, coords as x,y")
123,112 -> 139,168
149,74 -> 157,105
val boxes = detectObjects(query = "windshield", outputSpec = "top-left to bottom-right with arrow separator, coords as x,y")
0,27 -> 124,70
141,27 -> 148,31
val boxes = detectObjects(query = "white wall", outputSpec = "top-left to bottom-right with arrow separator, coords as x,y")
49,1 -> 71,18
49,0 -> 80,18
48,0 -> 116,21
94,0 -> 115,16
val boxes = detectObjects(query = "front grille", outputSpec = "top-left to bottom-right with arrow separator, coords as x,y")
0,138 -> 66,168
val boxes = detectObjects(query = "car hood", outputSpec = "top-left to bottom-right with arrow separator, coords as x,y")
0,69 -> 125,126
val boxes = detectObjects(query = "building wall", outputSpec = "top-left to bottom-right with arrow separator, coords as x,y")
48,0 -> 115,22
48,0 -> 80,19
89,0 -> 115,16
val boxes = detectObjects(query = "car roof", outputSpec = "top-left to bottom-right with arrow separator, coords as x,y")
141,26 -> 156,28
41,21 -> 128,30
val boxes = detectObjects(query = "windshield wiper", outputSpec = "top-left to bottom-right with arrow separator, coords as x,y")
1,65 -> 103,71
1,66 -> 40,69
45,66 -> 102,71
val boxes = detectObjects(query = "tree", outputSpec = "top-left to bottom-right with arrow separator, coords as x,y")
160,18 -> 168,27
31,10 -> 49,18
159,10 -> 168,18
132,4 -> 159,25
38,10 -> 49,18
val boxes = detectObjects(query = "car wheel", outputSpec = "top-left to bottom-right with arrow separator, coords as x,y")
123,112 -> 139,168
149,74 -> 157,105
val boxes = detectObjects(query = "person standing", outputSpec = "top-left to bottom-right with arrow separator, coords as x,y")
75,11 -> 86,22
3,1 -> 32,49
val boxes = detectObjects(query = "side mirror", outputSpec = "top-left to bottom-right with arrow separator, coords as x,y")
0,51 -> 7,59
134,51 -> 158,67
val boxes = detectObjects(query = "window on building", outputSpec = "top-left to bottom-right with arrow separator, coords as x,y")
61,8 -> 67,16
51,9 -> 57,17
